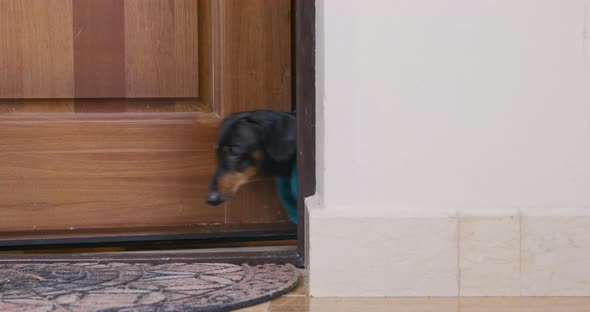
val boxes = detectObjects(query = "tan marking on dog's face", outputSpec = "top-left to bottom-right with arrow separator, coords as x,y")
217,166 -> 258,198
251,149 -> 263,161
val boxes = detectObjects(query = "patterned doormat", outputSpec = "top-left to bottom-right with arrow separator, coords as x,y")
0,262 -> 300,312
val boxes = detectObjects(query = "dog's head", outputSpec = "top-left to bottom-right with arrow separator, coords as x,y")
207,110 -> 296,206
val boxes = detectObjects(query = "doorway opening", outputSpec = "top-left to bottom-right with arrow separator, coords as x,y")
0,0 -> 314,266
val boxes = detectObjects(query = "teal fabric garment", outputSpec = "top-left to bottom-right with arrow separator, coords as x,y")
276,164 -> 297,224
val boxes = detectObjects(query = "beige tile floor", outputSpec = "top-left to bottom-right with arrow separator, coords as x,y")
238,271 -> 590,312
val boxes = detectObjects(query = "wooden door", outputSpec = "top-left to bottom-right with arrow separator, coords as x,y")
0,0 -> 293,244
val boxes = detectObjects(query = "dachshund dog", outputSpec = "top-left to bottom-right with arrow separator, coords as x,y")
206,110 -> 297,222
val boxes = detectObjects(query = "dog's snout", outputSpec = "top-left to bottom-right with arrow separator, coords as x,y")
207,191 -> 223,206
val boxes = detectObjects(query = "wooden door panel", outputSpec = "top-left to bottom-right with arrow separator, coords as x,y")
73,0 -> 126,98
0,0 -> 74,98
0,99 -> 75,113
0,99 -> 211,114
1,152 -> 212,179
1,176 -> 223,231
226,181 -> 289,224
221,0 -> 292,115
1,0 -> 199,99
219,0 -> 292,222
0,113 -> 221,232
0,113 -> 217,153
0,0 -> 293,242
124,0 -> 199,98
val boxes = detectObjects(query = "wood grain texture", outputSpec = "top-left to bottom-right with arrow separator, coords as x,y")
226,180 -> 289,224
197,0 -> 218,113
0,100 -> 74,113
124,99 -> 176,113
0,1 -> 24,97
21,0 -> 74,98
73,0 -> 126,98
0,176 -> 222,231
219,0 -> 292,223
0,113 -> 218,153
73,99 -> 206,113
1,151 -> 211,179
220,0 -> 291,114
125,0 -> 198,98
74,99 -> 174,113
0,99 -> 206,114
73,99 -> 127,113
0,99 -> 74,114
175,99 -> 210,113
0,113 -> 222,232
174,0 -> 200,97
0,100 -> 23,113
0,0 -> 74,98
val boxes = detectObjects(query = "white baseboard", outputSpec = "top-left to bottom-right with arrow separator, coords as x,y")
306,196 -> 590,296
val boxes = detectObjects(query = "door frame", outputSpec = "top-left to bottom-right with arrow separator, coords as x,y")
0,0 -> 315,267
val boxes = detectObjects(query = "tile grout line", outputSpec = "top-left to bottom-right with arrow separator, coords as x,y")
457,213 -> 461,297
283,294 -> 306,297
519,212 -> 523,296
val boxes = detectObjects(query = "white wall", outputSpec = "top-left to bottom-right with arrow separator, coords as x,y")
309,0 -> 590,297
316,0 -> 590,217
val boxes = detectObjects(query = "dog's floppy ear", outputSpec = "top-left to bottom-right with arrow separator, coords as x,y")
247,111 -> 296,163
216,112 -> 252,148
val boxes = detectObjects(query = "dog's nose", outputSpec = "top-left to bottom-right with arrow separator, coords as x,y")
207,192 -> 223,206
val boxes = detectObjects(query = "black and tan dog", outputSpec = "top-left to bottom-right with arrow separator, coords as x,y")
206,110 -> 296,212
